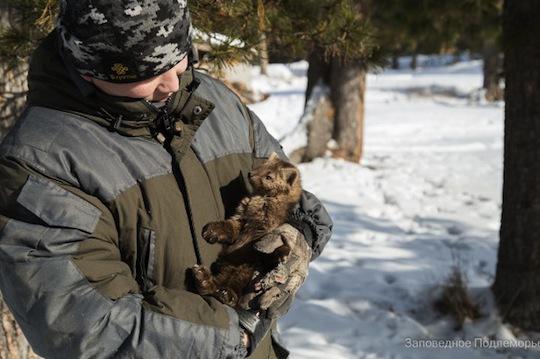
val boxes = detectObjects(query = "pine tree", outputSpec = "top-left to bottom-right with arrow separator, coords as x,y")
191,0 -> 379,163
492,0 -> 540,330
1,1 -> 378,162
455,0 -> 503,101
0,2 -> 54,357
0,0 -> 56,138
274,0 -> 378,163
0,0 -> 56,62
371,0 -> 502,99
190,0 -> 262,70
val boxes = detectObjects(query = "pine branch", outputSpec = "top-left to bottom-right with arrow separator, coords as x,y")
0,0 -> 58,63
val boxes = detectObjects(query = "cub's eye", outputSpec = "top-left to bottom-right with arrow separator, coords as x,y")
265,175 -> 272,180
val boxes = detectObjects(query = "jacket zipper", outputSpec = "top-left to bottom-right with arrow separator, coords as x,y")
147,87 -> 204,265
173,163 -> 203,265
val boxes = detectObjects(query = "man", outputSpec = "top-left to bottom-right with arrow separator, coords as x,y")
0,1 -> 332,358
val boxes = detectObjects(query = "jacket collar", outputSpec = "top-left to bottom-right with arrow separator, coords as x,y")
27,30 -> 214,138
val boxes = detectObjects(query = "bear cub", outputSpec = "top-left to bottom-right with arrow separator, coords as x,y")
191,152 -> 302,308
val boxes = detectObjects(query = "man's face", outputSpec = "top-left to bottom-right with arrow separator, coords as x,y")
83,56 -> 189,103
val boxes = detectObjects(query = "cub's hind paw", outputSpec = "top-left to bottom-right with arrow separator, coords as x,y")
215,288 -> 238,307
192,265 -> 216,295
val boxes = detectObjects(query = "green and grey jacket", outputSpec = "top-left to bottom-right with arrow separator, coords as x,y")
0,31 -> 332,359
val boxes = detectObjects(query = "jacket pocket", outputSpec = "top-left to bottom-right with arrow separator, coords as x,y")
8,175 -> 102,260
136,227 -> 157,292
16,175 -> 101,234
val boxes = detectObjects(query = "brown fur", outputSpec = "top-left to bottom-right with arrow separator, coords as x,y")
191,153 -> 302,307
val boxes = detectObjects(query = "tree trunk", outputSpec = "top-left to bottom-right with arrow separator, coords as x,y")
0,299 -> 38,359
330,59 -> 365,162
256,0 -> 269,75
258,32 -> 269,76
304,52 -> 365,163
0,61 -> 28,139
492,0 -> 540,330
303,85 -> 334,162
0,2 -> 29,139
305,50 -> 331,108
452,52 -> 461,64
482,44 -> 503,102
0,4 -> 36,358
410,53 -> 418,70
391,55 -> 399,70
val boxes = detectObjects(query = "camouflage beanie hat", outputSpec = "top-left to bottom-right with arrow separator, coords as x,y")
58,0 -> 193,83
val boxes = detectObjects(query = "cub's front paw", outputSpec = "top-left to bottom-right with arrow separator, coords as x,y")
192,265 -> 216,295
202,222 -> 229,244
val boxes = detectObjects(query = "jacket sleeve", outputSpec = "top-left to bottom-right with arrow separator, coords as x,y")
0,158 -> 244,359
247,109 -> 333,260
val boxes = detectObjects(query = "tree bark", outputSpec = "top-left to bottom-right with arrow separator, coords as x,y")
0,299 -> 38,359
410,52 -> 418,70
256,0 -> 269,75
0,2 -> 29,139
304,51 -> 365,163
482,44 -> 503,102
391,55 -> 399,70
0,61 -> 28,139
492,0 -> 540,330
258,32 -> 269,76
305,50 -> 331,108
0,4 -> 36,358
452,52 -> 461,64
330,59 -> 365,162
303,85 -> 334,162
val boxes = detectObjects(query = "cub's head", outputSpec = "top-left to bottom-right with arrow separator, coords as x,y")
248,152 -> 302,200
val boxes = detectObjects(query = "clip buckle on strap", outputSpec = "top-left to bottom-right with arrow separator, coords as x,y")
187,66 -> 201,93
157,105 -> 177,139
110,115 -> 123,131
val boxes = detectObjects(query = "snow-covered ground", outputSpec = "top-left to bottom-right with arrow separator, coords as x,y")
247,60 -> 538,359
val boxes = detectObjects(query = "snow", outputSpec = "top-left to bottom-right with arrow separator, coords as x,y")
246,59 -> 539,358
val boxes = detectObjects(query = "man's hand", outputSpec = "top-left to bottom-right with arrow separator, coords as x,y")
235,225 -> 310,356
242,330 -> 251,349
239,224 -> 311,319
236,309 -> 269,357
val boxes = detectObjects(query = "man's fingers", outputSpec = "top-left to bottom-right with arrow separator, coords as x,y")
259,273 -> 304,310
238,290 -> 259,310
254,253 -> 309,294
236,224 -> 311,316
284,273 -> 305,293
257,262 -> 289,291
279,224 -> 302,248
259,287 -> 282,310
253,231 -> 284,253
274,273 -> 287,284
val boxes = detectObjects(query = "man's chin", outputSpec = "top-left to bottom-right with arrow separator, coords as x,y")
149,93 -> 173,104
149,98 -> 167,104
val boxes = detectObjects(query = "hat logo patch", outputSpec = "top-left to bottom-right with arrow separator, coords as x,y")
111,63 -> 129,76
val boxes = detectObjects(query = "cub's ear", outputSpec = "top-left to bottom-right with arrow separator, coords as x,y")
267,152 -> 279,162
281,167 -> 299,186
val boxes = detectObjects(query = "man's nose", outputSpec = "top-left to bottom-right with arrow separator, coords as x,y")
157,68 -> 180,94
